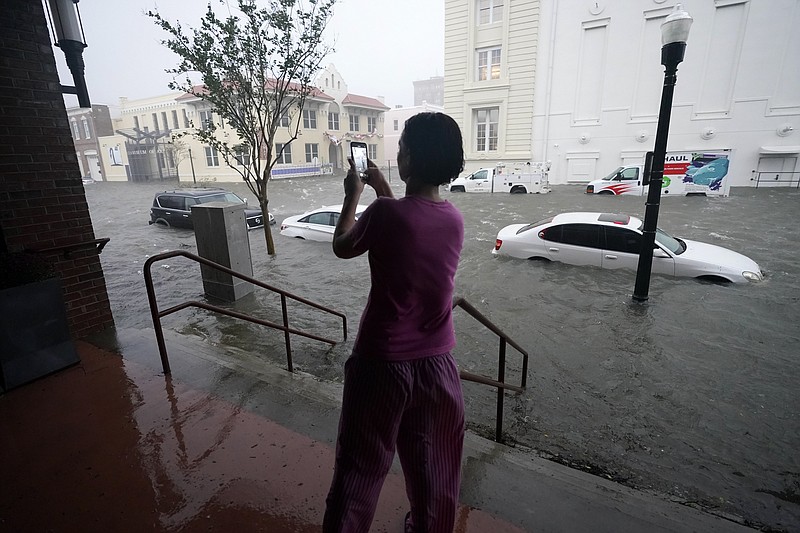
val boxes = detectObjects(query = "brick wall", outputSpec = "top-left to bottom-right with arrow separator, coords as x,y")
0,0 -> 114,338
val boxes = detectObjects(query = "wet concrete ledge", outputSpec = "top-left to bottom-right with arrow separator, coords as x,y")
0,327 -> 753,532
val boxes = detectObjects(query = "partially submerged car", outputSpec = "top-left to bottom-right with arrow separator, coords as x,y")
149,188 -> 275,230
280,204 -> 368,242
493,212 -> 763,283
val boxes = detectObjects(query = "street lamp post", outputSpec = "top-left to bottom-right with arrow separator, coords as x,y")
188,147 -> 197,184
633,4 -> 693,302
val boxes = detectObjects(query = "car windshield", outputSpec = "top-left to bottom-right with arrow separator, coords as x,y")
654,227 -> 686,254
198,192 -> 243,204
602,167 -> 624,181
516,216 -> 554,234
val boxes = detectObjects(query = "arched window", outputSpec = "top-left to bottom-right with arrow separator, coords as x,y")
71,119 -> 80,140
82,117 -> 92,139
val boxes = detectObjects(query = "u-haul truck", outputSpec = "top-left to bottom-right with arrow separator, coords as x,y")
585,150 -> 732,197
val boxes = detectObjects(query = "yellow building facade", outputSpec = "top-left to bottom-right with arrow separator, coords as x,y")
97,64 -> 388,183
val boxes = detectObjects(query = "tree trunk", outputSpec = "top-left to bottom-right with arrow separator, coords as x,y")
259,173 -> 275,255
262,210 -> 275,255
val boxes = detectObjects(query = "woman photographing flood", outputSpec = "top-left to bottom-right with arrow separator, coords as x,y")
323,112 -> 466,533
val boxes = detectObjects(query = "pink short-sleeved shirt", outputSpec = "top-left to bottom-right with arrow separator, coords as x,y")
347,195 -> 464,361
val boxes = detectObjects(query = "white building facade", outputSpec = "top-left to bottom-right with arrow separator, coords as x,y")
383,102 -> 445,172
445,0 -> 800,187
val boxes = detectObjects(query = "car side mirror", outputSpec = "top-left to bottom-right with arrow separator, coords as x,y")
653,248 -> 670,258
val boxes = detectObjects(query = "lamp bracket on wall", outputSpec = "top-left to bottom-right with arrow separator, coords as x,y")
45,0 -> 91,108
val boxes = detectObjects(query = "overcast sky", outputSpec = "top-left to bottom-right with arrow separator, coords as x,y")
54,0 -> 444,113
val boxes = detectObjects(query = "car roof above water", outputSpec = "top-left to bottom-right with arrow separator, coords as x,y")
551,212 -> 642,229
156,187 -> 229,197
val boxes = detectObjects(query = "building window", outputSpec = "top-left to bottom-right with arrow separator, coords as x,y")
368,144 -> 377,160
367,116 -> 377,132
279,112 -> 290,128
349,113 -> 359,131
204,146 -> 219,166
303,109 -> 317,129
477,47 -> 501,81
71,119 -> 80,140
81,117 -> 91,139
161,112 -> 168,131
478,0 -> 503,25
393,119 -> 399,131
235,146 -> 251,166
328,112 -> 339,130
182,110 -> 189,128
199,110 -> 213,130
133,116 -> 140,130
475,107 -> 499,151
305,143 -> 319,163
152,113 -> 159,131
171,110 -> 179,129
275,143 -> 292,164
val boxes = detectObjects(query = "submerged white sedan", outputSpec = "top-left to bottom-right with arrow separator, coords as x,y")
279,204 -> 368,242
493,212 -> 764,283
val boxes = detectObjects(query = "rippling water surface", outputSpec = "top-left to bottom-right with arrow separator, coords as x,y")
86,177 -> 799,530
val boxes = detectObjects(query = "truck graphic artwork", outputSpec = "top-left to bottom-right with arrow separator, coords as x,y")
682,157 -> 730,191
585,150 -> 732,197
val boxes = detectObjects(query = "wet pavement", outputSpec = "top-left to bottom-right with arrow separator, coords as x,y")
0,326 -> 754,532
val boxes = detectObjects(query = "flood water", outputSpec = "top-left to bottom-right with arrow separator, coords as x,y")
85,176 -> 799,531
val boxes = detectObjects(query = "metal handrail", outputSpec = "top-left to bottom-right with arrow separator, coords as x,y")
143,250 -> 347,374
453,296 -> 529,443
753,171 -> 800,188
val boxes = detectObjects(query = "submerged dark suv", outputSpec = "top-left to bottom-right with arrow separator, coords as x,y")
149,188 -> 275,230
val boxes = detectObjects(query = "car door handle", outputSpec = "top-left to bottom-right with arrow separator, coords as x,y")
548,247 -> 559,252
605,254 -> 618,260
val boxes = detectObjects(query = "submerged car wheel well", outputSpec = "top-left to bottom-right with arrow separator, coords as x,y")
510,185 -> 527,194
527,256 -> 550,261
153,218 -> 170,227
450,185 -> 465,192
597,190 -> 615,195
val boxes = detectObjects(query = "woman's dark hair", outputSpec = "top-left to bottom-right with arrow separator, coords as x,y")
400,112 -> 464,186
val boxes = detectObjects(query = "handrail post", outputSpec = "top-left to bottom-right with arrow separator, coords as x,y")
144,258 -> 171,374
496,338 -> 507,443
521,352 -> 528,389
281,294 -> 293,372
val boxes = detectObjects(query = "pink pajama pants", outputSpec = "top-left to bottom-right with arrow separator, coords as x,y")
323,352 -> 465,533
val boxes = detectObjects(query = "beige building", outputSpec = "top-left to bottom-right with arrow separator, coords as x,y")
97,65 -> 389,183
444,0 -> 539,175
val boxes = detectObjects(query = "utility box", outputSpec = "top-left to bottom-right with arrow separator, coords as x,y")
191,202 -> 254,302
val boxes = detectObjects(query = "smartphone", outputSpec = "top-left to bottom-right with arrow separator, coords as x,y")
350,142 -> 369,182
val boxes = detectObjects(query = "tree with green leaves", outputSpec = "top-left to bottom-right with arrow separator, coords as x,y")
148,0 -> 336,255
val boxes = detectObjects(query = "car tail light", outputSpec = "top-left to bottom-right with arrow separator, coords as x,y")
495,239 -> 502,250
